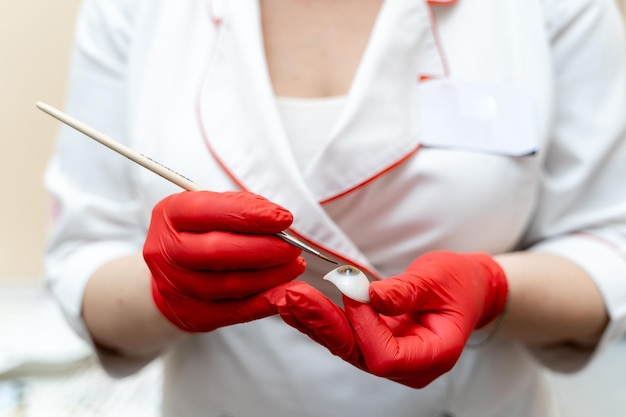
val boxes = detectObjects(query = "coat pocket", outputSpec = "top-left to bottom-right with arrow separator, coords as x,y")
414,79 -> 539,157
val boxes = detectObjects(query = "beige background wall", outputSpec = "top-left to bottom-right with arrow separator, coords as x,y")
0,0 -> 82,281
0,1 -> 625,282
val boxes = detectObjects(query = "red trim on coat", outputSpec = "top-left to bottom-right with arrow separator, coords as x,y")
321,1 -> 453,203
195,104 -> 247,193
575,232 -> 626,263
206,0 -> 223,26
196,1 -> 241,191
194,9 -> 350,266
425,2 -> 451,77
320,144 -> 422,205
427,0 -> 457,5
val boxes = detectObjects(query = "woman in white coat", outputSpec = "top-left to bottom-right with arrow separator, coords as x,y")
44,0 -> 626,416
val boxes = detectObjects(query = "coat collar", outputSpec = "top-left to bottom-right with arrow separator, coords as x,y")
196,0 -> 448,272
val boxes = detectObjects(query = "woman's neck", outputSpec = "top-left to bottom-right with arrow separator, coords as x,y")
260,0 -> 383,98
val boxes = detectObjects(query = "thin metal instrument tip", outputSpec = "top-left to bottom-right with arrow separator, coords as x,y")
318,253 -> 338,265
276,231 -> 338,264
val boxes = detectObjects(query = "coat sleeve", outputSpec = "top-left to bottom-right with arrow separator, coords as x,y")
43,0 -> 145,366
521,0 -> 626,372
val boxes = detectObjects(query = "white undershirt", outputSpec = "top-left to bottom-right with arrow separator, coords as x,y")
275,96 -> 347,173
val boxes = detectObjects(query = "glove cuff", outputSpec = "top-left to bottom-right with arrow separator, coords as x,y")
151,280 -> 195,333
470,253 -> 509,329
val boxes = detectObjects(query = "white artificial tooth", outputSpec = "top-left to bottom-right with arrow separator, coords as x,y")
323,265 -> 370,303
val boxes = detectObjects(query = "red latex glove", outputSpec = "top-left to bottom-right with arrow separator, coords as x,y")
277,251 -> 508,388
143,190 -> 306,333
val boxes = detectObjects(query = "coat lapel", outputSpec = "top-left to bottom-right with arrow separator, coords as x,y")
303,0 -> 448,202
196,0 -> 449,274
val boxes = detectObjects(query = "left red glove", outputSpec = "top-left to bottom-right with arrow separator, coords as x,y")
277,251 -> 508,388
144,190 -> 306,333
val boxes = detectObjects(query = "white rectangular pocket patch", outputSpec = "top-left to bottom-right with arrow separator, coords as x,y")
415,79 -> 538,156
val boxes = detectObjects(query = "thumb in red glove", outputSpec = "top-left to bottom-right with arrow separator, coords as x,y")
144,190 -> 306,333
277,251 -> 508,388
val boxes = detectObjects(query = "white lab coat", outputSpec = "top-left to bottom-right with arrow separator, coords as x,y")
44,0 -> 626,416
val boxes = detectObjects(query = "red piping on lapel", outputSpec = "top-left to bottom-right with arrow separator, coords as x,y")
195,4 -> 365,271
194,1 -> 241,192
426,0 -> 457,5
425,1 -> 450,78
195,104 -> 247,194
206,0 -> 223,25
320,144 -> 422,205
319,0 -> 452,204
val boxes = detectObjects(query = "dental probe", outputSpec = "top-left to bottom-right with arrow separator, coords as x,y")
36,101 -> 337,265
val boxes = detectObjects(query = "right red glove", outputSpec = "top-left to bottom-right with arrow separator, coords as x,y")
143,190 -> 306,333
278,251 -> 508,388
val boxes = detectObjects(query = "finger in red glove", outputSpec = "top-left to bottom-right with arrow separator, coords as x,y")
153,280 -> 304,332
277,282 -> 363,366
144,190 -> 306,332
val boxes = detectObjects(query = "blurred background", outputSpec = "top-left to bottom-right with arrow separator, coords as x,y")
0,0 -> 81,281
0,1 -> 625,416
